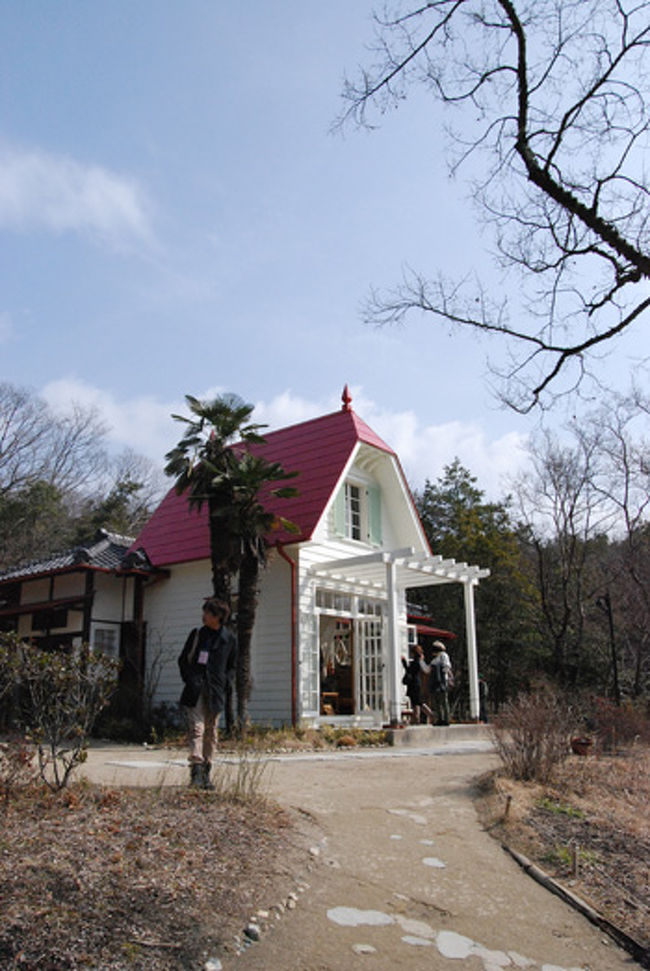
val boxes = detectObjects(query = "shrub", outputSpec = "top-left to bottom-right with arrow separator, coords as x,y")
15,640 -> 119,790
490,684 -> 578,782
588,696 -> 650,752
0,635 -> 20,698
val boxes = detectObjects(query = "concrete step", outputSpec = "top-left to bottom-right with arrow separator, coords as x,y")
388,723 -> 492,747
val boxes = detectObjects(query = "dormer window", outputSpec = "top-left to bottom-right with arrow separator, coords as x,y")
345,483 -> 362,540
333,479 -> 383,546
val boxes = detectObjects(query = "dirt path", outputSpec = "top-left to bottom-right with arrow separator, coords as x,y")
82,740 -> 638,971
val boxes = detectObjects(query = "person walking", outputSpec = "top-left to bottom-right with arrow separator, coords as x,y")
419,640 -> 452,725
178,598 -> 237,789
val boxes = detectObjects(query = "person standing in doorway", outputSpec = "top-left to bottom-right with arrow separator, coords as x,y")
419,640 -> 453,726
402,645 -> 424,723
178,598 -> 237,789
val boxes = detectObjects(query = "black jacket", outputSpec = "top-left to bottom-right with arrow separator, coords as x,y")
401,657 -> 422,705
178,624 -> 237,714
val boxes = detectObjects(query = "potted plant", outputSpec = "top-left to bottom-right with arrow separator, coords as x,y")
570,735 -> 593,756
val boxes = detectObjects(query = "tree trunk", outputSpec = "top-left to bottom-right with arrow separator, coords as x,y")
207,506 -> 237,736
207,505 -> 233,604
236,548 -> 260,737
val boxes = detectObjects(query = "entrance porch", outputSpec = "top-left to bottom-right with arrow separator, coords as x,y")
309,547 -> 489,724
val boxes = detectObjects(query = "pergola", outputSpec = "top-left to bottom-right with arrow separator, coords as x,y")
309,546 -> 490,723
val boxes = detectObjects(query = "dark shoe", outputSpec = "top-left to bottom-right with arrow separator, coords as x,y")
201,762 -> 215,791
189,763 -> 202,787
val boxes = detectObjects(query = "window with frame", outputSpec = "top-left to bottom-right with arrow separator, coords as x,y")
345,483 -> 362,540
333,480 -> 383,546
92,626 -> 120,659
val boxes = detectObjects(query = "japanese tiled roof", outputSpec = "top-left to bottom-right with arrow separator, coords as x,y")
0,529 -> 152,583
133,405 -> 395,568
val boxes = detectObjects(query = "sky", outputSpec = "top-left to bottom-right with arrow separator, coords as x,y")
1,2 -> 645,501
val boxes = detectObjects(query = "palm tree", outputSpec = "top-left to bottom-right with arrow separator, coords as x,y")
226,452 -> 298,730
164,393 -> 298,734
164,393 -> 267,604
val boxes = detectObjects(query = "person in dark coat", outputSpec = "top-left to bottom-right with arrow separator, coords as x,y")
178,597 -> 237,789
402,645 -> 424,723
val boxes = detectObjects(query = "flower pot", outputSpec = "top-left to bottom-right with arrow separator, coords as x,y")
571,736 -> 593,756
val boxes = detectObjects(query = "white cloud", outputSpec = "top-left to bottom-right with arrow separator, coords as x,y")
40,380 -> 529,501
0,144 -> 153,250
41,378 -> 181,464
254,389 -> 332,430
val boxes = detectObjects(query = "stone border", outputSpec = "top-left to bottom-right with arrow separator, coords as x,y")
502,844 -> 650,969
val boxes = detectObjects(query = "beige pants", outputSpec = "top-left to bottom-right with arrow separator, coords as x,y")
186,691 -> 219,764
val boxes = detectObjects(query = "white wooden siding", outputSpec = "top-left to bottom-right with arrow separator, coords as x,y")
247,553 -> 292,726
144,557 -> 293,725
142,560 -> 211,707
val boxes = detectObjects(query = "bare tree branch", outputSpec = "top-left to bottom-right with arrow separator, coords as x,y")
338,0 -> 650,409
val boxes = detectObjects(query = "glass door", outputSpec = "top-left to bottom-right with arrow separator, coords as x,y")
319,617 -> 354,715
357,618 -> 383,713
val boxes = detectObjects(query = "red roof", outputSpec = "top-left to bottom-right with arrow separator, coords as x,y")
133,407 -> 395,568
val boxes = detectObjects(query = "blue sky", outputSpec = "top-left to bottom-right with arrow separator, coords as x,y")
1,2 -> 642,499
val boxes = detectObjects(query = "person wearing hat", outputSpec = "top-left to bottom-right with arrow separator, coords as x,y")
418,640 -> 453,725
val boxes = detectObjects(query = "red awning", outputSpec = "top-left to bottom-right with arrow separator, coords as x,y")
412,623 -> 456,640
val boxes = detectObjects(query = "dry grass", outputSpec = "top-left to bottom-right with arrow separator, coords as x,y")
476,742 -> 650,954
0,781 -> 315,970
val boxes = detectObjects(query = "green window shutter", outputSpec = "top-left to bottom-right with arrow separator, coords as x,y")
333,485 -> 346,537
367,485 -> 382,546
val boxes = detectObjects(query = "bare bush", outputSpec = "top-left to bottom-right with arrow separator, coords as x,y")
212,742 -> 272,804
0,735 -> 35,808
17,641 -> 119,790
490,685 -> 578,782
588,696 -> 650,753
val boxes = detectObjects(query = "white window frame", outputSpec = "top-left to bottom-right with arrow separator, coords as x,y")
345,482 -> 363,540
333,478 -> 383,546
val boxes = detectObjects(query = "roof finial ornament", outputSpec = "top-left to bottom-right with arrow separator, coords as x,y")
341,384 -> 352,412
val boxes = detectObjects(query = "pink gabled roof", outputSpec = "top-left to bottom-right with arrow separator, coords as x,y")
133,406 -> 395,568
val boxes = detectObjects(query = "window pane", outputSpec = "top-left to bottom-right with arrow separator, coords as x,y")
93,627 -> 119,658
345,484 -> 362,540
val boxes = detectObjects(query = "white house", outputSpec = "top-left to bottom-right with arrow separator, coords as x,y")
134,388 -> 490,728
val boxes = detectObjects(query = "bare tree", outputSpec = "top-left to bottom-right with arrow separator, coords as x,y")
337,1 -> 650,411
0,383 -> 163,568
0,382 -> 106,496
513,389 -> 650,694
584,390 -> 650,695
512,426 -> 613,680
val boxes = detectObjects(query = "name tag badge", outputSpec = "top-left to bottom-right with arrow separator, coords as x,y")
198,650 -> 209,665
